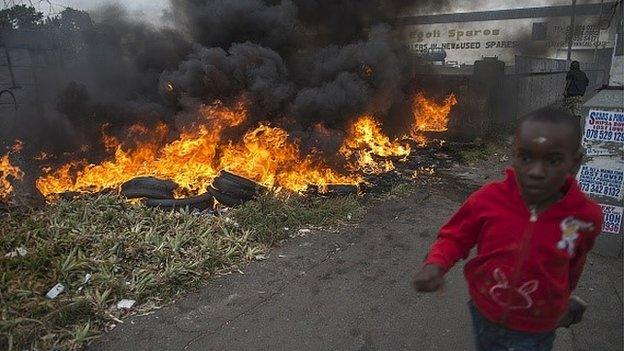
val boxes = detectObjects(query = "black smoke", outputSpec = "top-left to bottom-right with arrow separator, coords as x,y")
2,0 -> 449,167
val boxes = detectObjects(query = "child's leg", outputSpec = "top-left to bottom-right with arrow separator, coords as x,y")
468,301 -> 556,351
469,301 -> 487,351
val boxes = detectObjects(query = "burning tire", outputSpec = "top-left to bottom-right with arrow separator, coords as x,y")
144,193 -> 214,211
120,177 -> 178,199
207,171 -> 266,207
217,171 -> 263,192
206,186 -> 249,207
212,176 -> 265,199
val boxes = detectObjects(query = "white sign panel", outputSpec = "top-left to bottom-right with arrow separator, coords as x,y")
584,110 -> 624,143
577,165 -> 624,201
401,15 -> 615,65
600,204 -> 623,235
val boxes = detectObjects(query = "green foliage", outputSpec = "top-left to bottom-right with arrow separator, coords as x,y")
0,193 -> 361,350
233,193 -> 363,245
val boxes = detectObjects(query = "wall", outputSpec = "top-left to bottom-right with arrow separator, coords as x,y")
0,30 -> 63,150
397,2 -> 618,66
504,55 -> 608,120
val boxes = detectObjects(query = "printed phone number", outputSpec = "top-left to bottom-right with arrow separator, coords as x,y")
584,129 -> 624,142
604,222 -> 621,233
579,182 -> 622,197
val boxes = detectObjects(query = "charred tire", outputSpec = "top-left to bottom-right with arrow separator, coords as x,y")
121,188 -> 174,200
212,177 -> 260,200
121,177 -> 178,199
121,177 -> 178,193
207,186 -> 248,207
144,193 -> 214,211
218,171 -> 260,190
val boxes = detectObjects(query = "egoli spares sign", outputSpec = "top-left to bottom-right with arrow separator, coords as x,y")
600,204 -> 623,235
577,165 -> 624,201
584,110 -> 624,143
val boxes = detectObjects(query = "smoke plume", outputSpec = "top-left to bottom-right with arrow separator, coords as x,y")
2,0 -> 441,167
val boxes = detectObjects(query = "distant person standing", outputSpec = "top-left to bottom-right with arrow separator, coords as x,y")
563,61 -> 589,117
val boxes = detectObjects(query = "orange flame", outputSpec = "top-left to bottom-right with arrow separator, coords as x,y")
411,92 -> 458,145
1,143 -> 25,199
220,124 -> 360,192
340,115 -> 410,174
30,92 -> 457,199
36,99 -> 246,197
35,98 -> 360,197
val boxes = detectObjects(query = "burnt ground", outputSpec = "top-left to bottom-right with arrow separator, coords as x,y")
90,155 -> 623,351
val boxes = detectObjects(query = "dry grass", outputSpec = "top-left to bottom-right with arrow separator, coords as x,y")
0,193 -> 362,350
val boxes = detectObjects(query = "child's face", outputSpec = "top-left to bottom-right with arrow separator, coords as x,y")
513,120 -> 581,207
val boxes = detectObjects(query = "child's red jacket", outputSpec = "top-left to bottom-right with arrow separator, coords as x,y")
425,169 -> 603,333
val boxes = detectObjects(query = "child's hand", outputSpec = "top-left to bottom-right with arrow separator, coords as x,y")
412,264 -> 445,292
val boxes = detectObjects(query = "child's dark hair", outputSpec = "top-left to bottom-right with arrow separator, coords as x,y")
518,107 -> 582,152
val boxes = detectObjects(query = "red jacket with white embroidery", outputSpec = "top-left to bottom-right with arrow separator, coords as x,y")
425,169 -> 603,333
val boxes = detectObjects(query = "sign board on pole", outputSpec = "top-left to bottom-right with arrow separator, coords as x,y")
578,107 -> 624,241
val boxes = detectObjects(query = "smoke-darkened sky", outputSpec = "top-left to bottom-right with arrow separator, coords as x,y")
40,0 -> 604,21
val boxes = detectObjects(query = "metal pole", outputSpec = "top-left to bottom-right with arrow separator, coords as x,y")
594,0 -> 605,63
567,0 -> 578,61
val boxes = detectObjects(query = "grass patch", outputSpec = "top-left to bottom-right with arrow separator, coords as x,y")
0,193 -> 362,350
385,183 -> 419,199
457,143 -> 497,164
234,194 -> 363,245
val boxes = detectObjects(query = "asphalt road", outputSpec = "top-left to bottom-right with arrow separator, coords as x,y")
91,173 -> 623,351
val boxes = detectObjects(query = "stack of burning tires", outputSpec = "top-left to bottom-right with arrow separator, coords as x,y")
119,171 -> 267,211
207,171 -> 267,207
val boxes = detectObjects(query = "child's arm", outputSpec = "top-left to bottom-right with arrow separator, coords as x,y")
413,196 -> 483,292
424,196 -> 482,273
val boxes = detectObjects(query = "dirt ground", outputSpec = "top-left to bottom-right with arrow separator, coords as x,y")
90,155 -> 623,351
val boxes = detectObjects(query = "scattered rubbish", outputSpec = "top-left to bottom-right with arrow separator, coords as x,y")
77,273 -> 92,292
347,214 -> 352,220
283,227 -> 290,231
225,217 -> 241,228
298,229 -> 311,235
278,254 -> 288,258
45,283 -> 65,299
499,155 -> 509,163
4,246 -> 27,258
116,299 -> 136,310
254,254 -> 268,260
107,313 -> 124,323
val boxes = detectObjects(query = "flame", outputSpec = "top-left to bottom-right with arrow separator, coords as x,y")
29,92 -> 458,200
1,144 -> 24,200
340,115 -> 410,174
36,99 -> 246,197
35,98 -> 359,197
220,124 -> 360,192
410,92 -> 458,145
